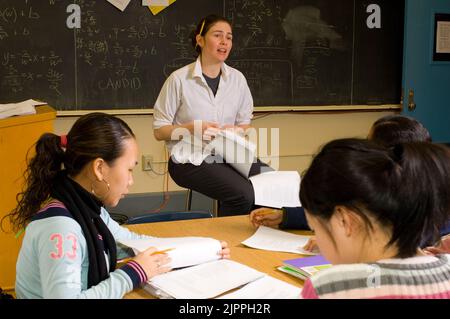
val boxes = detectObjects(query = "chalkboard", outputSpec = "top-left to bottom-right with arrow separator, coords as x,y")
0,0 -> 404,111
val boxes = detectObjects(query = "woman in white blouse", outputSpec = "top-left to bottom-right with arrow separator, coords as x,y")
153,14 -> 270,216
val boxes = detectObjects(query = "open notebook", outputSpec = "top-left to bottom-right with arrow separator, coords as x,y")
147,259 -> 265,299
118,237 -> 222,269
119,237 -> 300,299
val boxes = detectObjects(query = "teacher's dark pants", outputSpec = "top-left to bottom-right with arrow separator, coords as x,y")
168,156 -> 271,217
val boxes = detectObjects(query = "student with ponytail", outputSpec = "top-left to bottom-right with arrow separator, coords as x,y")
299,138 -> 450,299
8,112 -> 230,298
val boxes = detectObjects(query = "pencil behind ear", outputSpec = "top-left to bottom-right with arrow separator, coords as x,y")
194,19 -> 206,50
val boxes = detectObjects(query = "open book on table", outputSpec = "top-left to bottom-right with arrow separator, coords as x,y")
118,237 -> 222,269
119,237 -> 278,299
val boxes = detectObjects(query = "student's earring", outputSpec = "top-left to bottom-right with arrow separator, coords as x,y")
91,180 -> 110,200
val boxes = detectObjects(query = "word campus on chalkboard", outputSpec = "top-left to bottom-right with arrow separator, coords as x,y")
0,0 -> 404,111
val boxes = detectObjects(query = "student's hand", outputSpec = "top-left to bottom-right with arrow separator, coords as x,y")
132,247 -> 172,279
302,236 -> 319,253
218,241 -> 231,259
249,207 -> 283,228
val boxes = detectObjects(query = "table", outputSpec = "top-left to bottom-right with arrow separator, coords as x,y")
124,215 -> 312,299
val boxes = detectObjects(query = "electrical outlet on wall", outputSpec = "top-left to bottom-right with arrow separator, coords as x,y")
142,155 -> 153,171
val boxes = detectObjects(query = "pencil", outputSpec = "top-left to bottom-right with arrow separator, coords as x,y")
256,209 -> 282,216
117,248 -> 174,264
151,248 -> 175,255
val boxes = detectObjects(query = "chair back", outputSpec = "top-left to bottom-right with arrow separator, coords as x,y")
125,210 -> 213,224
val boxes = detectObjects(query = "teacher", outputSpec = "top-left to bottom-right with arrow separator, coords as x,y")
153,14 -> 270,216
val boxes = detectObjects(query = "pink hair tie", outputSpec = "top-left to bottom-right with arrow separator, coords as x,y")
60,134 -> 68,148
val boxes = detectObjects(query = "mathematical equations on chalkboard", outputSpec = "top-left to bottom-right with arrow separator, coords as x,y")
0,0 -> 404,111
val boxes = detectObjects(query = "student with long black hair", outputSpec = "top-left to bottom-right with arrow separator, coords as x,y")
8,113 -> 229,298
300,139 -> 450,298
250,115 -> 450,253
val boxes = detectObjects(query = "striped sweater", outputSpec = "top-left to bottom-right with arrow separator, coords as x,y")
301,254 -> 450,299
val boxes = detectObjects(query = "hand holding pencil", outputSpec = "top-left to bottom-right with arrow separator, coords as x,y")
128,247 -> 172,279
249,207 -> 283,228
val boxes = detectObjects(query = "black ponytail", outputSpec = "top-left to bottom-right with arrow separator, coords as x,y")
5,112 -> 135,232
6,133 -> 65,232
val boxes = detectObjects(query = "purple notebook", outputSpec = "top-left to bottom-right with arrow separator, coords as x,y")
283,255 -> 330,268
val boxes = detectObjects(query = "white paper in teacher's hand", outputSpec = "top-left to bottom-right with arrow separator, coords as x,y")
249,171 -> 301,208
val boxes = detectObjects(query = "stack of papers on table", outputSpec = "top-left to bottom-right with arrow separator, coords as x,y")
278,255 -> 332,280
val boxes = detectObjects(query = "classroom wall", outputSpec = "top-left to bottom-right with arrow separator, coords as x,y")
54,111 -> 395,194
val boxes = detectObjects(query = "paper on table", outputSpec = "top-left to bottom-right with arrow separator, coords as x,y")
241,226 -> 317,255
0,99 -> 45,120
218,275 -> 301,299
249,171 -> 301,208
148,259 -> 265,299
107,0 -> 131,11
118,237 -> 222,269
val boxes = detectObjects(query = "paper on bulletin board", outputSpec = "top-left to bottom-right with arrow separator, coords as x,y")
107,0 -> 131,12
145,0 -> 176,15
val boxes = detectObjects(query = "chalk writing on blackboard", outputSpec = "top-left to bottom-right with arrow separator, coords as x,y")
0,0 -> 404,110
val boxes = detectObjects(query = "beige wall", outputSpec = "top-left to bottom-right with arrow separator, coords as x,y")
54,111 -> 396,194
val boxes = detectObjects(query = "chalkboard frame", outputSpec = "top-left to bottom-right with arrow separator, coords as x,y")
0,0 -> 405,115
55,104 -> 402,117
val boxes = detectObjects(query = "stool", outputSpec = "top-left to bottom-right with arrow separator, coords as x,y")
185,189 -> 218,217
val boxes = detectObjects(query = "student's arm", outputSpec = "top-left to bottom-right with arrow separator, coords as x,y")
279,207 -> 311,230
37,217 -> 145,298
154,121 -> 220,141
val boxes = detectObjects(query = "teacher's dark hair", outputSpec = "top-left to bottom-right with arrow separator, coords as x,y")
300,138 -> 450,258
191,14 -> 232,56
4,112 -> 135,232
